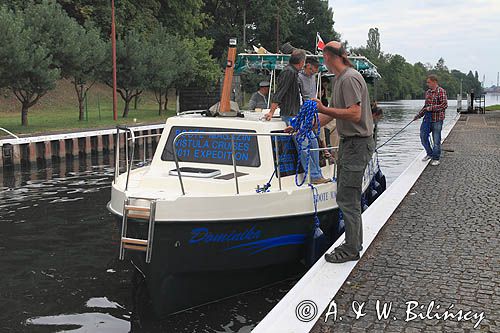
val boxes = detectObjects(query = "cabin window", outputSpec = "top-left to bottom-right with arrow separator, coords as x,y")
270,131 -> 303,177
162,126 -> 261,167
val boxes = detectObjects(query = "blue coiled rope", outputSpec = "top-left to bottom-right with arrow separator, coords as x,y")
290,100 -> 326,265
290,100 -> 321,187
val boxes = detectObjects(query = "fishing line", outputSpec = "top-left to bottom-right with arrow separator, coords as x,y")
376,119 -> 415,150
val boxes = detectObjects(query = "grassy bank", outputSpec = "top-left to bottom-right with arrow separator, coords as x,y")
485,104 -> 500,111
0,80 -> 176,138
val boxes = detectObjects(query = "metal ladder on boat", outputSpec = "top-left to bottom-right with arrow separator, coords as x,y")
119,197 -> 157,263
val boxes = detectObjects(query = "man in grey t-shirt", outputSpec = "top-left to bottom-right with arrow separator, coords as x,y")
298,57 -> 320,100
314,41 -> 375,263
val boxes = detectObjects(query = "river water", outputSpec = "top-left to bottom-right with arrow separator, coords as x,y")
0,100 -> 460,333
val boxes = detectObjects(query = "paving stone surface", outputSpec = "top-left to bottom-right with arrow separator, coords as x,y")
311,112 -> 500,333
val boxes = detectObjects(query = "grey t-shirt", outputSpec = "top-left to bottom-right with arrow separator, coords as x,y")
298,71 -> 317,100
331,67 -> 373,137
248,91 -> 268,110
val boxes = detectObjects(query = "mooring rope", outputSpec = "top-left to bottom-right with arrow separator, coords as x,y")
290,100 -> 321,187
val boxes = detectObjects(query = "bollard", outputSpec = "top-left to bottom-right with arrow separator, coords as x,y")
72,138 -> 79,157
108,133 -> 115,152
97,135 -> 103,153
58,139 -> 66,159
44,141 -> 52,160
85,137 -> 91,155
13,144 -> 21,165
28,143 -> 37,163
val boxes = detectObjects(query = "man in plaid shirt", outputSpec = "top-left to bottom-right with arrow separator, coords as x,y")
414,74 -> 448,166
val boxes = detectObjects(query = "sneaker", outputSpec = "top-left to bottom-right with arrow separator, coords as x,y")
431,160 -> 440,166
325,249 -> 360,263
422,155 -> 432,161
311,177 -> 331,185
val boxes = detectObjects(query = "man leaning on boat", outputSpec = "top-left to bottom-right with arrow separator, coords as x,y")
264,49 -> 329,185
314,41 -> 375,263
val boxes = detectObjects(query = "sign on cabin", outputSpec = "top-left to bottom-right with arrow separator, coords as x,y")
162,126 -> 261,167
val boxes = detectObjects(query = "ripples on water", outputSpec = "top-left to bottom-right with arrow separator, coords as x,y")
0,100 -> 460,332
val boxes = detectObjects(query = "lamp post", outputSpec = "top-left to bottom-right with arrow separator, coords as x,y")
111,0 -> 118,121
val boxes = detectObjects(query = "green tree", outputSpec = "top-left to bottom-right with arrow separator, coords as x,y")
175,37 -> 221,90
66,24 -> 106,121
287,0 -> 340,50
0,4 -> 61,126
158,0 -> 207,36
105,29 -> 149,118
366,27 -> 381,58
146,28 -> 183,115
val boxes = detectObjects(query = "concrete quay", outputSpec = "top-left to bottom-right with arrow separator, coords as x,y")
311,112 -> 500,332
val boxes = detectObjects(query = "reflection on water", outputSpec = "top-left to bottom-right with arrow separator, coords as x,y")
0,100 -> 460,332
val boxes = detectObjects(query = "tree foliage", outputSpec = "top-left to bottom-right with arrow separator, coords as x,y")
352,27 -> 482,101
200,0 -> 340,58
0,2 -> 63,126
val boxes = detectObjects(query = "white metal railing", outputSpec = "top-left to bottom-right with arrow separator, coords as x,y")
172,131 -> 338,195
114,126 -> 338,195
114,126 -> 162,191
0,127 -> 19,139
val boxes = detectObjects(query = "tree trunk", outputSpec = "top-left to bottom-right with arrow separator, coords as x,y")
76,84 -> 85,121
163,88 -> 168,112
158,91 -> 162,116
123,97 -> 131,118
21,103 -> 29,126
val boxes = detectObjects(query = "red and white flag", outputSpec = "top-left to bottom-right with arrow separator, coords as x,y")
316,32 -> 325,51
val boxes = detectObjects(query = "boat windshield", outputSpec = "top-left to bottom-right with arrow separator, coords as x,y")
161,126 -> 261,167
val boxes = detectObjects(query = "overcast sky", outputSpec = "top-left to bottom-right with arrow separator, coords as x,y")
328,0 -> 500,87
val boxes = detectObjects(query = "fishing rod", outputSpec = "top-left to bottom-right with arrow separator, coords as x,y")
376,119 -> 415,150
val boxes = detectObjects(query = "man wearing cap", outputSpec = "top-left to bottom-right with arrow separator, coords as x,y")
248,81 -> 270,110
314,41 -> 375,263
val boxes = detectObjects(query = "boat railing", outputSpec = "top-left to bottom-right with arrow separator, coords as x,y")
0,127 -> 20,139
114,126 -> 338,194
114,126 -> 163,191
172,131 -> 338,195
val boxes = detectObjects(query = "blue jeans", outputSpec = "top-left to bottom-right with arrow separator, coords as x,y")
420,114 -> 443,160
282,116 -> 323,179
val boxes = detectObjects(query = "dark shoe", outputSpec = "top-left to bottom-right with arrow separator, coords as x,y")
324,248 -> 360,263
311,177 -> 331,185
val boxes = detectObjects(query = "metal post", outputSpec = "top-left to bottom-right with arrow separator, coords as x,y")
274,136 -> 282,190
172,136 -> 186,195
231,135 -> 239,194
146,200 -> 156,263
85,93 -> 88,121
114,129 -> 120,182
98,95 -> 101,120
111,0 -> 118,121
125,131 -> 135,192
125,132 -> 129,169
143,133 -> 146,163
267,70 -> 274,108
